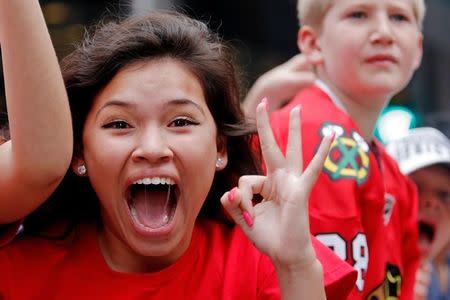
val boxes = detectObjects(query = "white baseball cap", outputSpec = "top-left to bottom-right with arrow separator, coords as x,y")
385,127 -> 450,175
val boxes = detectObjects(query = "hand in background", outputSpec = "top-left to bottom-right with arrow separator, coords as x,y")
242,54 -> 315,119
414,262 -> 432,300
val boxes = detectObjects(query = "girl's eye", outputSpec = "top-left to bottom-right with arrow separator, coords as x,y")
102,120 -> 131,129
349,11 -> 367,19
169,118 -> 199,127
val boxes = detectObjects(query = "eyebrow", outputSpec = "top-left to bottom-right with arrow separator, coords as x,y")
95,98 -> 206,119
165,98 -> 205,116
95,100 -> 135,119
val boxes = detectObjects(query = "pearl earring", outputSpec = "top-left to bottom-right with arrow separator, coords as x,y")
216,158 -> 223,168
77,164 -> 87,175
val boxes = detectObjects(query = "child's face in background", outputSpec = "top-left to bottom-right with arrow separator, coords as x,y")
410,165 -> 450,260
312,0 -> 423,106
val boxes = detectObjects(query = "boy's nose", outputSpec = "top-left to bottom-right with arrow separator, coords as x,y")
370,15 -> 394,45
131,128 -> 173,164
420,192 -> 438,210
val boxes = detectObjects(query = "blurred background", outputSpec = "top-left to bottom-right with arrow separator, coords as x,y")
0,0 -> 449,141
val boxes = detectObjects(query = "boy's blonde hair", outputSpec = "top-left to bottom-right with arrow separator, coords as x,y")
297,0 -> 426,30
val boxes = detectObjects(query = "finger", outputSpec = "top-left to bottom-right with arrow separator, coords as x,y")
285,105 -> 302,172
221,175 -> 265,228
414,282 -> 428,298
302,132 -> 335,188
238,175 -> 266,208
286,54 -> 313,72
256,99 -> 284,172
416,262 -> 432,285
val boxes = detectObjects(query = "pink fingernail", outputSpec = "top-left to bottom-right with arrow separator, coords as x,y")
243,211 -> 253,227
261,97 -> 268,111
228,187 -> 237,203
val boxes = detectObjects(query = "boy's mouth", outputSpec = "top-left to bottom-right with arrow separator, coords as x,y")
418,220 -> 436,251
365,54 -> 397,64
125,177 -> 178,229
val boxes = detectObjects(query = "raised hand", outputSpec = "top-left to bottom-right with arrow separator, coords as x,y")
242,54 -> 315,119
222,98 -> 333,269
414,262 -> 431,300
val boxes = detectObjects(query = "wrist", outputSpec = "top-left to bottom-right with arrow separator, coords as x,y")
274,254 -> 322,277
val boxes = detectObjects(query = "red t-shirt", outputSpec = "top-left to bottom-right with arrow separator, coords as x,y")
269,85 -> 420,299
0,219 -> 355,299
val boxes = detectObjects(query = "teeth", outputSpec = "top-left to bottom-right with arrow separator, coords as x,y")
130,205 -> 137,217
133,177 -> 175,185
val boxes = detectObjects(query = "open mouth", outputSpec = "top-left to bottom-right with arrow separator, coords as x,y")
418,221 -> 436,249
126,177 -> 178,229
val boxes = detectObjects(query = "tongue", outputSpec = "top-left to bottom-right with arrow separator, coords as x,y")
133,186 -> 171,229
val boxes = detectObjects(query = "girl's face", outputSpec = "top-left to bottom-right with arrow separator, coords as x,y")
80,58 -> 227,272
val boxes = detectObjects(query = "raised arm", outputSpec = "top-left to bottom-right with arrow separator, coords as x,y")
222,99 -> 334,299
0,0 -> 72,223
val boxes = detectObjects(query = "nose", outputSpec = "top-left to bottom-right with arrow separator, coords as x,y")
131,126 -> 173,164
419,192 -> 438,210
370,14 -> 394,45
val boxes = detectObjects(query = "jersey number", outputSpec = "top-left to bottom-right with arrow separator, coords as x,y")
316,233 -> 368,291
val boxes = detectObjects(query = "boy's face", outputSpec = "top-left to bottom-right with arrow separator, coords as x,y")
302,0 -> 423,105
409,165 -> 450,260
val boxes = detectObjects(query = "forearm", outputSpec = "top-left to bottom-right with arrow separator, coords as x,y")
0,0 -> 72,182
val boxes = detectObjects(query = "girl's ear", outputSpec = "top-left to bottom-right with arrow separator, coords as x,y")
71,154 -> 87,176
412,32 -> 423,71
297,26 -> 324,65
215,135 -> 228,171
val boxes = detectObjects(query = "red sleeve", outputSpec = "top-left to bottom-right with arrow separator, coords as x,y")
399,178 -> 420,300
312,236 -> 357,299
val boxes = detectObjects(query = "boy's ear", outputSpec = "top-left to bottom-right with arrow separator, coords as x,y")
297,26 -> 323,65
413,33 -> 424,70
216,135 -> 228,171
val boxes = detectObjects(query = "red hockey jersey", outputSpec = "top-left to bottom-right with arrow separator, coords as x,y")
269,84 -> 420,299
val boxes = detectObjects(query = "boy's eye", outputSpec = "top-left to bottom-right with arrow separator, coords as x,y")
169,117 -> 199,127
390,14 -> 409,22
437,191 -> 450,205
349,11 -> 367,19
102,120 -> 132,129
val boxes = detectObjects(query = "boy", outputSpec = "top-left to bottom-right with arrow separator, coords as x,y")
245,0 -> 425,298
386,127 -> 450,299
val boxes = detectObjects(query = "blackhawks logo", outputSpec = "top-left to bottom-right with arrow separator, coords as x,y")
367,264 -> 402,299
320,123 -> 370,185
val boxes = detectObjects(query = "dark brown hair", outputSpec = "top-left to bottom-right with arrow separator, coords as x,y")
24,10 -> 260,236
